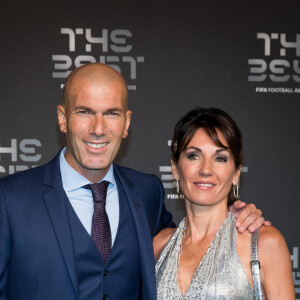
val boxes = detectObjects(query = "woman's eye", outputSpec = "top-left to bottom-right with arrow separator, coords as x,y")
216,156 -> 227,162
187,153 -> 198,160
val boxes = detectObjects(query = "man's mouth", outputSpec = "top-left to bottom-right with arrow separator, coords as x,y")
84,142 -> 109,149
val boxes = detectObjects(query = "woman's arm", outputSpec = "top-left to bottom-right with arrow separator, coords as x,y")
153,227 -> 176,261
259,226 -> 295,299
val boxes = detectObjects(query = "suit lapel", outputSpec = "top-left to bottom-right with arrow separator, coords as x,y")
114,166 -> 156,299
43,155 -> 79,297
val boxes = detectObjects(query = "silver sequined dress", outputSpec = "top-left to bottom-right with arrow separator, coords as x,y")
155,213 -> 255,299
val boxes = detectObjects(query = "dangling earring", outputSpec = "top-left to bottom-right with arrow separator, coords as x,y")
176,178 -> 180,193
233,183 -> 239,199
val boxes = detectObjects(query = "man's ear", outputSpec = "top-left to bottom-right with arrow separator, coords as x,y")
57,105 -> 67,133
122,110 -> 132,138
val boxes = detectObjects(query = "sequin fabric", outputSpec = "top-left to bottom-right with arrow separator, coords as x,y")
155,213 -> 255,299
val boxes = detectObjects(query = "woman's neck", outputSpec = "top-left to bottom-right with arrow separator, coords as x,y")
184,200 -> 229,242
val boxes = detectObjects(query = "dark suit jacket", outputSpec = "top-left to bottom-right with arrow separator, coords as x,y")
0,153 -> 174,299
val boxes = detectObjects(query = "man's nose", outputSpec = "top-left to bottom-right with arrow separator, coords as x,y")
91,115 -> 105,136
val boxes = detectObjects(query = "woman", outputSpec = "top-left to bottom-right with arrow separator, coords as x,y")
154,107 -> 294,299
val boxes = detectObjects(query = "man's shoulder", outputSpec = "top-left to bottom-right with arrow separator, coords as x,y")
0,164 -> 45,184
0,154 -> 59,187
0,165 -> 48,201
114,164 -> 161,183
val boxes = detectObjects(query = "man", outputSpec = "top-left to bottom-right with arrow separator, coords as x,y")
0,63 -> 266,299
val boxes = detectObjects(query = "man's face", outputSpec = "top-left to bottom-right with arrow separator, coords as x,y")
57,78 -> 131,182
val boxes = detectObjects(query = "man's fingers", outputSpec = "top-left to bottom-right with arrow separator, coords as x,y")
233,200 -> 246,209
237,216 -> 265,233
235,204 -> 262,232
264,220 -> 272,227
235,203 -> 258,225
234,202 -> 271,233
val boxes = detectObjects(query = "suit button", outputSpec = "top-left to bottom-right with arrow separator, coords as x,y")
103,270 -> 109,276
103,294 -> 108,300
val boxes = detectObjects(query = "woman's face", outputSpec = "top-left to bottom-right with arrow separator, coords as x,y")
172,128 -> 241,208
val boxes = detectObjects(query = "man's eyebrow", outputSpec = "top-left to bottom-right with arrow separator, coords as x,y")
73,106 -> 124,114
105,108 -> 123,112
74,105 -> 94,111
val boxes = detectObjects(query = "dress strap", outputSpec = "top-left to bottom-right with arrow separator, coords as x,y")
251,228 -> 263,300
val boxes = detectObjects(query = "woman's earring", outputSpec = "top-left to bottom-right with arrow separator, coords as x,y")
233,183 -> 239,199
176,178 -> 180,194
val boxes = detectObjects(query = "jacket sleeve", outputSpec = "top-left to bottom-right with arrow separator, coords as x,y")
152,176 -> 176,236
0,182 -> 12,299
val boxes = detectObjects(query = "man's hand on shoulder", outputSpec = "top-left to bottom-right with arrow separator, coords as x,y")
229,200 -> 271,233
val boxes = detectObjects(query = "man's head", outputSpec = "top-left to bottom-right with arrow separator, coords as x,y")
57,63 -> 131,183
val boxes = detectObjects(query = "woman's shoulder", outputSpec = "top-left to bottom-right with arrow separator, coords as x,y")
153,227 -> 177,261
237,225 -> 292,291
257,227 -> 295,298
257,225 -> 287,251
236,225 -> 288,271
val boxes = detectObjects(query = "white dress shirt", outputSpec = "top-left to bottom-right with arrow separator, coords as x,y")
59,148 -> 119,245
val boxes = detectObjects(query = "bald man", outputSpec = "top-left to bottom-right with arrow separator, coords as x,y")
0,63 -> 265,300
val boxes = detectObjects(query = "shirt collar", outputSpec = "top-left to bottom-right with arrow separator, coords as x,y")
59,148 -> 116,192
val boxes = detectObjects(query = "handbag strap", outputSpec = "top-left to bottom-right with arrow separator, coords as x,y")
251,228 -> 263,300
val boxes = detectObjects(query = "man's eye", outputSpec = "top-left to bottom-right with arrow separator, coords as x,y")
106,112 -> 120,116
78,110 -> 89,114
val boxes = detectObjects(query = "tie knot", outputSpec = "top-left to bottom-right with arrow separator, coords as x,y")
83,180 -> 110,204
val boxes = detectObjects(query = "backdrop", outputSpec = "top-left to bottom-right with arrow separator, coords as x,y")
1,0 -> 299,296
